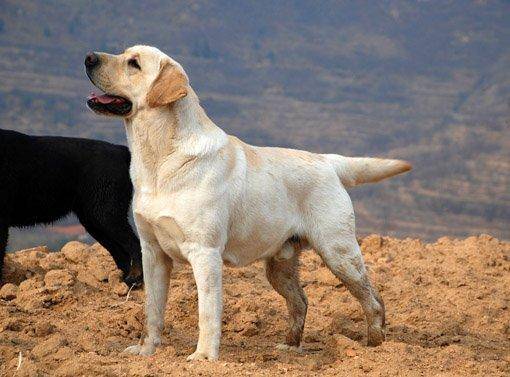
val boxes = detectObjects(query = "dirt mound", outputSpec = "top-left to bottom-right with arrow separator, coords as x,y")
0,235 -> 509,376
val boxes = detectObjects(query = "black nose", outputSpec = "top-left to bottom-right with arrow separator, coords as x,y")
85,52 -> 99,68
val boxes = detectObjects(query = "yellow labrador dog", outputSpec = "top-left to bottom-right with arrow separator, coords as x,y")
84,45 -> 411,361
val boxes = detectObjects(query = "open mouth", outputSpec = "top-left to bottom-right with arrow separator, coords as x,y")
87,92 -> 132,116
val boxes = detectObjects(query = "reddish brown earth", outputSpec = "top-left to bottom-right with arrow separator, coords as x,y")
0,235 -> 509,376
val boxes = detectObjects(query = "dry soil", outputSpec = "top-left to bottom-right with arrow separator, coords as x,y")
0,235 -> 509,376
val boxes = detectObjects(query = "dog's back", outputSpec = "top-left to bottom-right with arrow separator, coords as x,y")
0,129 -> 131,227
0,128 -> 142,285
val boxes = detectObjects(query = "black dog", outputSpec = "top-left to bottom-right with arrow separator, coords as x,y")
0,129 -> 142,285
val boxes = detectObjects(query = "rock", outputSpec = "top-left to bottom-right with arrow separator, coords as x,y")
361,235 -> 383,251
241,323 -> 259,337
31,334 -> 68,358
0,283 -> 18,300
108,270 -> 130,295
34,322 -> 56,337
61,241 -> 89,264
18,246 -> 50,256
76,270 -> 101,289
19,278 -> 44,293
39,253 -> 66,270
90,242 -> 109,255
44,270 -> 75,289
345,348 -> 358,357
328,334 -> 362,356
15,292 -> 50,311
28,247 -> 49,260
112,282 -> 129,296
108,270 -> 123,285
15,278 -> 52,311
87,256 -> 115,282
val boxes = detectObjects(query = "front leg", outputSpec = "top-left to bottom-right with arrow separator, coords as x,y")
184,244 -> 223,361
124,238 -> 172,355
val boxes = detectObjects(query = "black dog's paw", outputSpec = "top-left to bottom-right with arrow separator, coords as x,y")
123,273 -> 143,288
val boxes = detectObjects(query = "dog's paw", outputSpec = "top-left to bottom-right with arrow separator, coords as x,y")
186,350 -> 218,361
123,343 -> 156,356
276,343 -> 303,353
123,273 -> 143,288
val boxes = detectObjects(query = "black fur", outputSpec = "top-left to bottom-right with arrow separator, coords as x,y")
0,129 -> 142,285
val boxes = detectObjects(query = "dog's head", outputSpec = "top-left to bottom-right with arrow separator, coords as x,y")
84,45 -> 189,117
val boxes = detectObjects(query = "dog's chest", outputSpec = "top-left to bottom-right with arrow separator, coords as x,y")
133,191 -> 189,263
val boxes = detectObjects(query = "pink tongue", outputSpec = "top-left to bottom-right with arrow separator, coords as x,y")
88,92 -> 123,104
96,94 -> 119,104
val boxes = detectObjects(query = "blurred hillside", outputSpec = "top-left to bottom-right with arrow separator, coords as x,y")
0,0 -> 509,249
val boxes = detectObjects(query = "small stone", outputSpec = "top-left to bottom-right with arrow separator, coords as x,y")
328,334 -> 361,355
87,257 -> 114,282
39,253 -> 66,270
19,278 -> 44,293
113,282 -> 129,296
76,270 -> 101,289
61,241 -> 89,263
44,270 -> 75,289
0,283 -> 18,300
108,270 -> 123,285
241,323 -> 259,337
90,243 -> 111,257
345,348 -> 357,357
34,322 -> 56,337
28,247 -> 49,260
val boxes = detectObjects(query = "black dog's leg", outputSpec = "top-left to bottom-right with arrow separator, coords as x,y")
0,223 -> 9,283
80,220 -> 131,273
112,222 -> 143,287
78,215 -> 142,286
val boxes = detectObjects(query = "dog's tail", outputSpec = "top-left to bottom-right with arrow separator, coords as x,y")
323,154 -> 412,188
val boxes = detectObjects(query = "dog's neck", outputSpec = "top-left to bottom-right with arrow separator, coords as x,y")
124,88 -> 227,172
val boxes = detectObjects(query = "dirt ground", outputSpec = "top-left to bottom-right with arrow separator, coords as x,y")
0,235 -> 508,376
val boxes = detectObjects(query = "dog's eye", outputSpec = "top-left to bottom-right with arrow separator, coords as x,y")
128,58 -> 141,70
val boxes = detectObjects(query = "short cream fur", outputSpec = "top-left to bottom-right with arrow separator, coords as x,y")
86,45 -> 411,361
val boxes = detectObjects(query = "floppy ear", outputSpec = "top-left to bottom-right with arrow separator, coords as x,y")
146,62 -> 188,108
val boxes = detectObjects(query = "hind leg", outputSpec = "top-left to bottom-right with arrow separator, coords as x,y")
266,247 -> 308,351
306,187 -> 385,346
0,224 -> 8,282
317,239 -> 385,346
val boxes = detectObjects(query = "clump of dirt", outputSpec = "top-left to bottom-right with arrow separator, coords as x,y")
0,235 -> 509,376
